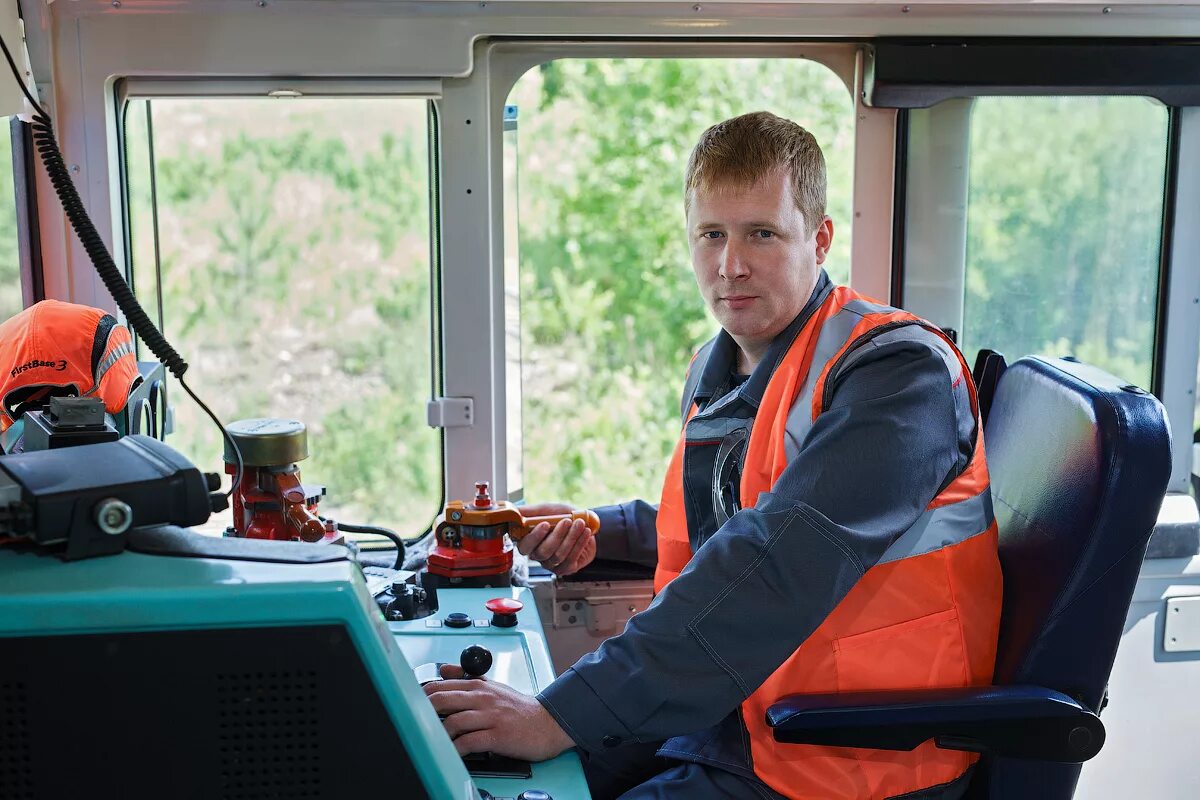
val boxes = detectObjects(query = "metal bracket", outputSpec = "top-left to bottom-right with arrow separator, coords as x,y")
426,397 -> 473,428
1164,596 -> 1200,653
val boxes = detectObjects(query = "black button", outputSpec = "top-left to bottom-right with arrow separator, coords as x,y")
517,791 -> 551,800
601,735 -> 622,748
445,612 -> 471,628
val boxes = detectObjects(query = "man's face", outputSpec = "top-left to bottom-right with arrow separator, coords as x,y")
687,170 -> 833,361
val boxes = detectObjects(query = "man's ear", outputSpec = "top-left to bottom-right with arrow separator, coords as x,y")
814,216 -> 834,266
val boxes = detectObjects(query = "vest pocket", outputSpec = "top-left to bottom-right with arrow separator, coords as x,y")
833,608 -> 968,692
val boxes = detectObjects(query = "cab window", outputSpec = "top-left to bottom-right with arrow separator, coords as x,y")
123,97 -> 439,536
961,96 -> 1170,388
0,121 -> 23,320
505,58 -> 855,508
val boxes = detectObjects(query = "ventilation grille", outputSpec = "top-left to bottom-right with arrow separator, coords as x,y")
0,681 -> 31,799
217,670 -> 322,799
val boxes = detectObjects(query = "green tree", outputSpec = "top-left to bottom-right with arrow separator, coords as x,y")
126,99 -> 439,534
0,128 -> 21,322
963,96 -> 1168,389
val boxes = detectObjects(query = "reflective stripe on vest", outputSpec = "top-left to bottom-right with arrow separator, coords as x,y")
654,286 -> 1003,800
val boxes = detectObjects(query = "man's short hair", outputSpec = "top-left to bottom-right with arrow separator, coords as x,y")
684,111 -> 827,236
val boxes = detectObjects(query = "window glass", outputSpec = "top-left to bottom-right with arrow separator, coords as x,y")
503,105 -> 523,501
507,59 -> 855,508
124,98 -> 438,536
0,122 -> 22,321
963,96 -> 1169,389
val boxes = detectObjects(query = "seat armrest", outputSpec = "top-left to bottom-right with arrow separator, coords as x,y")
766,685 -> 1104,763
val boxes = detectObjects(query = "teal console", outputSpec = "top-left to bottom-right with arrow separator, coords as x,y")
391,588 -> 591,799
0,529 -> 590,800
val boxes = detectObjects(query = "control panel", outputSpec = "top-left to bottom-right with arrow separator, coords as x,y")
391,587 -> 592,800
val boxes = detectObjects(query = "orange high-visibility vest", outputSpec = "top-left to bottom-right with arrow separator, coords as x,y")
655,286 -> 1002,800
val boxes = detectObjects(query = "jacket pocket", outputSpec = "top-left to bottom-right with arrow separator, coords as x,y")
833,608 -> 968,692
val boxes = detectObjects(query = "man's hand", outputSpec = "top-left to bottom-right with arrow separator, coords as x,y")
517,502 -> 597,577
424,665 -> 575,761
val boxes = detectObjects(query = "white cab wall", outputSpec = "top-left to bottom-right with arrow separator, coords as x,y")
1077,557 -> 1200,797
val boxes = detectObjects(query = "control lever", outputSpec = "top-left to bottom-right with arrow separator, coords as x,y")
414,644 -> 493,685
427,483 -> 600,586
460,644 -> 493,678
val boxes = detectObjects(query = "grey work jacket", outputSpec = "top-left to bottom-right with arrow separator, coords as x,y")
537,271 -> 976,783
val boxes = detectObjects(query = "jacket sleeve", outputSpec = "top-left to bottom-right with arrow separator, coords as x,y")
592,500 -> 659,569
537,336 -> 971,751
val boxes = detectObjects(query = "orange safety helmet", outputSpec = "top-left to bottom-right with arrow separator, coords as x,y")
0,300 -> 140,431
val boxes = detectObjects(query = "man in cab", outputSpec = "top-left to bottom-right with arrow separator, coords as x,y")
424,111 -> 1002,800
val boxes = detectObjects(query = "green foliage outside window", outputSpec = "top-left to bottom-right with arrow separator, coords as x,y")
511,59 -> 855,509
963,96 -> 1168,391
126,100 -> 438,535
0,126 -> 20,322
120,71 -> 1175,535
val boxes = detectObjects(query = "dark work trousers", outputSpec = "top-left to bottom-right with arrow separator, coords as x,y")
582,739 -> 785,800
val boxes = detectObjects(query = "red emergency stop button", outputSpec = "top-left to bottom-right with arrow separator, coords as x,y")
486,597 -> 523,627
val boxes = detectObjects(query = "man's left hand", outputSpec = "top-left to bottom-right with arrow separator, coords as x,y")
424,665 -> 575,761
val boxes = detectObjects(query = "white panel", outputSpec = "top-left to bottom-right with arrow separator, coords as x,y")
119,79 -> 442,100
1077,556 -> 1200,799
850,49 -> 896,301
1160,108 -> 1200,494
438,52 -> 505,501
901,98 -> 973,332
1164,595 -> 1200,652
0,5 -> 34,117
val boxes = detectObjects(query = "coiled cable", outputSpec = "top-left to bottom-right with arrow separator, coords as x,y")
0,31 -> 243,498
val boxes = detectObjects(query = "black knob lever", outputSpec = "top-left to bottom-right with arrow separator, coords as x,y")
460,644 -> 493,678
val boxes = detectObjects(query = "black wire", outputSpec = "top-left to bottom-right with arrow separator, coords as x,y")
322,517 -> 405,569
0,31 -> 243,498
179,376 -> 242,500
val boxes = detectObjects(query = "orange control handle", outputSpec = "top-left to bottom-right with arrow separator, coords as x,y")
276,472 -> 326,542
512,509 -> 601,542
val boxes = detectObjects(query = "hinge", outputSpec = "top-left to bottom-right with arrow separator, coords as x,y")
426,397 -> 473,428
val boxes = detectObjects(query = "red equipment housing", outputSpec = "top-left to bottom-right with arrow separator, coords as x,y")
223,418 -> 338,544
426,481 -> 599,586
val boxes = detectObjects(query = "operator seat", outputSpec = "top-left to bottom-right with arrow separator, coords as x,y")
767,355 -> 1172,800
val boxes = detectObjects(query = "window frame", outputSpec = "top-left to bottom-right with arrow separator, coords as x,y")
113,80 -> 448,537
495,47 -> 867,504
10,118 -> 43,309
472,39 -> 882,501
104,43 -> 880,514
897,103 -> 1193,503
880,39 -> 1200,504
32,2 -> 1200,514
1159,107 -> 1200,496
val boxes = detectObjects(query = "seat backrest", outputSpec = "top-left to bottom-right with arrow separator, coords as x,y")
969,356 -> 1171,798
